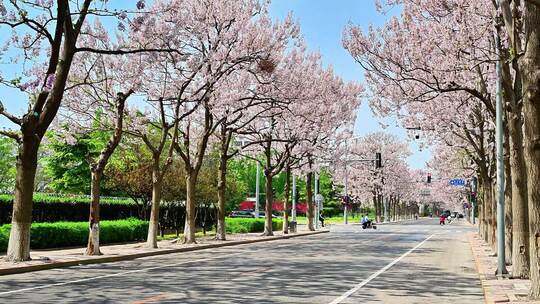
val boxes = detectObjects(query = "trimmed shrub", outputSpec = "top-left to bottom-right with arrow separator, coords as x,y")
0,194 -> 214,231
225,218 -> 283,234
0,218 -> 148,252
0,193 -> 142,225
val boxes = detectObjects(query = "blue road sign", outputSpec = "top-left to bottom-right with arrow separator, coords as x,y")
449,179 -> 465,186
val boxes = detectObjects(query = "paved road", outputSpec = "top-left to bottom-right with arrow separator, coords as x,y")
0,218 -> 484,303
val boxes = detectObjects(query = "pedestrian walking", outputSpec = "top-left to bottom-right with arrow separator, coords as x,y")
319,210 -> 325,227
439,215 -> 445,225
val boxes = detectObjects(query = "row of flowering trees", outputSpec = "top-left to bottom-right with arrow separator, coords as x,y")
343,0 -> 540,298
0,0 -> 362,262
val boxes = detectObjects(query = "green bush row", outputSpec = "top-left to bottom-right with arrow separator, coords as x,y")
0,193 -> 134,206
225,218 -> 283,234
0,218 -> 148,252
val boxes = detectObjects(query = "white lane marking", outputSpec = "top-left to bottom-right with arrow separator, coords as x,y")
328,233 -> 436,304
0,237 -> 322,297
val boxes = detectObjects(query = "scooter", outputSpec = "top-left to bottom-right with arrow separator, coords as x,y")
362,221 -> 377,229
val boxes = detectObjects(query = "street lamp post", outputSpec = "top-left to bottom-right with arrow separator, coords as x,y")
495,31 -> 508,276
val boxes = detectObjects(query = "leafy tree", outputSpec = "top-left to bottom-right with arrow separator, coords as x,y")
0,138 -> 16,193
43,135 -> 93,194
43,132 -> 114,195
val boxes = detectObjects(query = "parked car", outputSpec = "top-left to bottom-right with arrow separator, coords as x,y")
250,211 -> 281,219
229,210 -> 254,218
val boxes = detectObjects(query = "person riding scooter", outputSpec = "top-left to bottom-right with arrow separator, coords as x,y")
361,214 -> 373,229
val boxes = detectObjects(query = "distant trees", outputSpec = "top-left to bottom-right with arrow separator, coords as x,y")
0,138 -> 16,193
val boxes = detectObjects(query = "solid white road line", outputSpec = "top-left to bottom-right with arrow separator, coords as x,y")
328,233 -> 436,304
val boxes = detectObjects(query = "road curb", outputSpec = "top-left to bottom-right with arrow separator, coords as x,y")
468,233 -> 489,304
0,230 -> 328,276
468,233 -> 501,304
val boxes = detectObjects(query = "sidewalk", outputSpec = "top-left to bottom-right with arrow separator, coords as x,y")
0,226 -> 327,276
469,232 -> 538,303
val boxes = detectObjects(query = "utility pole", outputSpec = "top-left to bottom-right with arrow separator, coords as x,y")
495,30 -> 508,275
255,162 -> 260,218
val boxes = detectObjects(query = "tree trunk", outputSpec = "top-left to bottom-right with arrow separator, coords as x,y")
491,180 -> 497,251
86,170 -> 103,255
372,192 -> 377,221
283,166 -> 291,234
6,139 -> 39,262
508,107 -> 530,278
5,22 -> 79,262
183,172 -> 197,243
306,172 -> 315,231
86,92 -> 128,255
479,193 -> 485,240
377,194 -> 383,223
483,178 -> 494,245
262,170 -> 274,236
216,152 -> 227,241
521,2 -> 540,298
504,128 -> 513,264
146,162 -> 162,249
393,198 -> 397,221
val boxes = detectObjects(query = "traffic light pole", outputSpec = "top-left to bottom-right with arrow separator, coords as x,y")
323,150 -> 380,225
342,155 -> 381,225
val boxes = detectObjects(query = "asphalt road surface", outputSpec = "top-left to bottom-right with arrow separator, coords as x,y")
0,218 -> 484,303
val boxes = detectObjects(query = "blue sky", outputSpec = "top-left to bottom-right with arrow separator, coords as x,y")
269,0 -> 432,169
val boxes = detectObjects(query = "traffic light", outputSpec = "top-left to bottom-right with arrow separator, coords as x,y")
375,152 -> 382,169
427,173 -> 432,184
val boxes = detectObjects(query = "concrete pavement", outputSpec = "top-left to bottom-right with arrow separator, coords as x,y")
0,218 -> 484,303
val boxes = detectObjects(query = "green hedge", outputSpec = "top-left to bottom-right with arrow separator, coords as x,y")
0,218 -> 148,252
225,218 -> 283,234
0,193 -> 133,206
